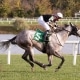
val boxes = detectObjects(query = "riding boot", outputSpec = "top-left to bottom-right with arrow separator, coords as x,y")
44,30 -> 51,43
42,30 -> 51,53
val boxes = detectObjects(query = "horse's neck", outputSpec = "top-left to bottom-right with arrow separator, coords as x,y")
57,31 -> 69,41
53,26 -> 71,45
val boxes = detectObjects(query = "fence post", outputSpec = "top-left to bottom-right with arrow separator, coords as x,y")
73,43 -> 78,65
7,45 -> 11,65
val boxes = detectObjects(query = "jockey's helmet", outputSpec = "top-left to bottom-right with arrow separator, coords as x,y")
57,12 -> 63,18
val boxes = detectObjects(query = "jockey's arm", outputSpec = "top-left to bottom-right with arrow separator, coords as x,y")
47,21 -> 58,28
48,16 -> 59,27
49,16 -> 54,22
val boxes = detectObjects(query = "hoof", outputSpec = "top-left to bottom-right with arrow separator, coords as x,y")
43,67 -> 47,71
42,64 -> 47,70
55,68 -> 59,72
31,67 -> 34,72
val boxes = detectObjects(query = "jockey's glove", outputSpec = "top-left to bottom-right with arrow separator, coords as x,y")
54,23 -> 58,27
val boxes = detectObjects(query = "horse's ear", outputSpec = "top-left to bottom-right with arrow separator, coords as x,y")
64,23 -> 68,27
70,22 -> 73,26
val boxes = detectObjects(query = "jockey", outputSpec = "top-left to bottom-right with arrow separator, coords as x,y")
38,12 -> 63,42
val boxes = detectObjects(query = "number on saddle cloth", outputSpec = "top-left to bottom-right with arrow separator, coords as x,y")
34,29 -> 45,42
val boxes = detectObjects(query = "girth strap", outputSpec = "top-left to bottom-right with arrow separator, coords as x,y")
42,42 -> 49,53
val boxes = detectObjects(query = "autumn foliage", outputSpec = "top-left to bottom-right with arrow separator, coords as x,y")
0,0 -> 80,17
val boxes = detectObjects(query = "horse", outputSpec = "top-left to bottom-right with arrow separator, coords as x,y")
0,23 -> 80,72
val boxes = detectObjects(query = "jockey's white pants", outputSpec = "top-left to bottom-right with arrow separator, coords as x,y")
38,16 -> 51,31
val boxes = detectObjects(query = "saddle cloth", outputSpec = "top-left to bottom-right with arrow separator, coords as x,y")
34,29 -> 45,42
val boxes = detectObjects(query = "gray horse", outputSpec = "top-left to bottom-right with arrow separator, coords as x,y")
0,23 -> 80,72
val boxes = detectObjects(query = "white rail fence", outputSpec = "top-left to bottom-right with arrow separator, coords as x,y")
0,18 -> 80,25
5,40 -> 79,65
66,41 -> 79,65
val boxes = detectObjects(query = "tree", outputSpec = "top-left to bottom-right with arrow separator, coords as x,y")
20,0 -> 52,17
50,0 -> 80,17
0,0 -> 11,17
36,0 -> 52,15
8,0 -> 25,17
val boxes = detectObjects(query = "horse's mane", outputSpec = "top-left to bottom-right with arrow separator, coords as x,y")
54,24 -> 69,33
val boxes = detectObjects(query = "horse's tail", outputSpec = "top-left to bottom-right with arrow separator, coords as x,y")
0,36 -> 17,50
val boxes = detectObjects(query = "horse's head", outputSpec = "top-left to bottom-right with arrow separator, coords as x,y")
69,23 -> 80,37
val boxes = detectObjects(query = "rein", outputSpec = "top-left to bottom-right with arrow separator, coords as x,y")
63,28 -> 70,33
55,33 -> 63,46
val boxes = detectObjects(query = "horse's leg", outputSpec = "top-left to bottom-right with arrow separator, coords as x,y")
53,52 -> 65,72
22,50 -> 34,71
28,48 -> 46,69
38,54 -> 53,70
47,54 -> 53,66
43,54 -> 53,67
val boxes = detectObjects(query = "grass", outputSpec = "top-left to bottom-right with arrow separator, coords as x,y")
0,54 -> 80,80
